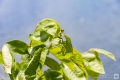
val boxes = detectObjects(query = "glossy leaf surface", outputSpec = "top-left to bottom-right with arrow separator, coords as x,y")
44,69 -> 63,80
64,34 -> 73,53
2,44 -> 13,74
6,40 -> 28,54
37,18 -> 60,36
71,49 -> 88,80
82,53 -> 105,75
45,57 -> 62,73
25,45 -> 45,79
0,51 -> 3,64
62,63 -> 86,80
0,18 -> 116,80
9,62 -> 20,80
16,71 -> 26,80
90,48 -> 116,61
49,46 -> 75,71
29,31 -> 52,45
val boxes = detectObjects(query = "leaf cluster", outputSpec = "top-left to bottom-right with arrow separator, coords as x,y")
0,18 -> 116,80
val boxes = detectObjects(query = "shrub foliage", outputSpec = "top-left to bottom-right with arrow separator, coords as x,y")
0,18 -> 116,80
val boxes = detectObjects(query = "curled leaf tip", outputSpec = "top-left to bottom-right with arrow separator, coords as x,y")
90,48 -> 116,61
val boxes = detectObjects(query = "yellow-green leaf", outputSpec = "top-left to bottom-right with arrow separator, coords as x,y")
0,51 -> 3,64
90,48 -> 116,61
71,49 -> 88,80
39,47 -> 48,66
51,38 -> 60,45
45,57 -> 62,73
64,34 -> 73,53
36,18 -> 60,36
29,31 -> 52,45
82,53 -> 105,74
16,71 -> 26,80
62,63 -> 86,80
49,46 -> 75,71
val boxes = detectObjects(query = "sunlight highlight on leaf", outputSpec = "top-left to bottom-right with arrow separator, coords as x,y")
2,44 -> 13,74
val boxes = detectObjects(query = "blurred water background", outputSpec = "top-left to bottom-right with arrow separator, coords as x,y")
0,0 -> 120,80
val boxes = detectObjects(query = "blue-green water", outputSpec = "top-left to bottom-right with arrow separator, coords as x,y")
0,0 -> 120,80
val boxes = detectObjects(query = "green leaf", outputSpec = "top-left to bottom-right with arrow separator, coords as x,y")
51,38 -> 60,45
6,40 -> 28,55
24,45 -> 45,79
71,49 -> 83,67
87,69 -> 99,80
44,69 -> 63,80
20,62 -> 28,70
64,34 -> 73,53
2,44 -> 13,74
16,71 -> 26,80
29,18 -> 61,45
1,40 -> 28,74
9,62 -> 20,80
29,38 -> 41,46
90,48 -> 116,61
62,63 -> 86,80
86,52 -> 100,80
39,47 -> 48,66
45,57 -> 62,73
28,44 -> 47,57
34,66 -> 46,80
21,54 -> 30,62
36,18 -> 60,36
38,74 -> 46,80
24,47 -> 40,75
49,46 -> 75,71
29,31 -> 52,45
0,51 -> 3,64
71,49 -> 88,80
82,53 -> 105,74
